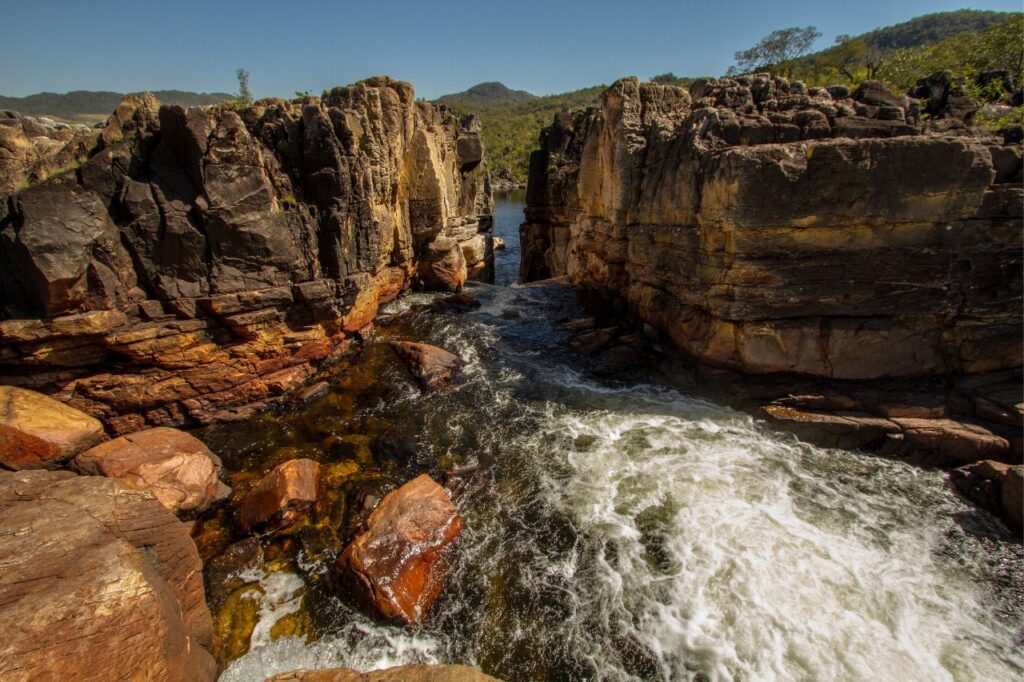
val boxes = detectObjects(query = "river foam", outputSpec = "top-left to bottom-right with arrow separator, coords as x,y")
220,196 -> 1021,682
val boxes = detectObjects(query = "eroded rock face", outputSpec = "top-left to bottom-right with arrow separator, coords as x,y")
0,385 -> 105,469
73,426 -> 228,515
0,79 -> 493,434
267,665 -> 502,682
0,469 -> 216,681
333,473 -> 463,624
236,458 -> 322,533
521,74 -> 1022,381
0,110 -> 99,195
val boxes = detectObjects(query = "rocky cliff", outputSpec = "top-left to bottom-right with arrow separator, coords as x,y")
521,75 -> 1022,380
0,77 -> 493,433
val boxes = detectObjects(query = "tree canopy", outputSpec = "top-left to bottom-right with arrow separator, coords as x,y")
732,27 -> 822,74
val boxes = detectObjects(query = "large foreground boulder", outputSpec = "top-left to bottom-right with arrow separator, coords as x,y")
0,469 -> 216,681
267,664 -> 502,681
333,474 -> 463,624
0,386 -> 105,470
73,426 -> 229,515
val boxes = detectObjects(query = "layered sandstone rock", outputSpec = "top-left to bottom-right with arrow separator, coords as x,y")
0,469 -> 216,681
73,426 -> 228,515
0,78 -> 493,433
333,473 -> 463,624
0,385 -> 105,469
521,74 -> 1022,381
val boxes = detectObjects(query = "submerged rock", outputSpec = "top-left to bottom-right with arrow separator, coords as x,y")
73,426 -> 228,515
295,381 -> 331,404
0,469 -> 216,680
236,458 -> 322,533
390,341 -> 462,390
0,386 -> 105,470
267,665 -> 501,681
333,473 -> 463,624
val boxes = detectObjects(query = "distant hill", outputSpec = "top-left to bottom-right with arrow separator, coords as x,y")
437,82 -> 536,106
434,85 -> 606,185
0,89 -> 233,124
860,9 -> 1014,51
752,9 -> 1020,86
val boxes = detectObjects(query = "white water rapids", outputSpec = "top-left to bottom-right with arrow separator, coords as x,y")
220,196 -> 1021,681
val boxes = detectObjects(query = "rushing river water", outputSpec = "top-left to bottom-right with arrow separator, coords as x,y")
210,192 -> 1022,682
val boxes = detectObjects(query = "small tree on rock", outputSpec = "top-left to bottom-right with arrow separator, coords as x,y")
236,69 -> 252,105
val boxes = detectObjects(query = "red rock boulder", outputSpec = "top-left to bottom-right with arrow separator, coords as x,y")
390,341 -> 461,391
0,386 -> 105,470
333,473 -> 463,624
236,458 -> 322,533
74,427 -> 229,515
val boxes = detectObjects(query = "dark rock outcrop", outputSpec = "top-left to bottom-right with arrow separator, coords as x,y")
0,79 -> 493,433
0,469 -> 216,680
521,74 -> 1021,381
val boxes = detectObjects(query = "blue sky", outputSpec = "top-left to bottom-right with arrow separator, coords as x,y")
4,0 -> 1020,99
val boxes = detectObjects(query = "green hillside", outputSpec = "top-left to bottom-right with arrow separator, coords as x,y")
436,84 -> 608,185
748,9 -> 1020,86
861,9 -> 1014,51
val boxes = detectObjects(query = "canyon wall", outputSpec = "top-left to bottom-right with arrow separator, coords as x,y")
521,75 -> 1022,380
0,77 -> 493,433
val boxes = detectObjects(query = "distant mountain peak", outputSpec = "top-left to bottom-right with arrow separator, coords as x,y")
437,82 -> 536,105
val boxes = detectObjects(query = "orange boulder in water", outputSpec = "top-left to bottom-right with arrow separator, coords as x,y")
390,341 -> 461,391
333,474 -> 463,624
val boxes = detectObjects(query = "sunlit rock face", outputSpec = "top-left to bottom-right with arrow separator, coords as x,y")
0,78 -> 493,433
521,75 -> 1022,380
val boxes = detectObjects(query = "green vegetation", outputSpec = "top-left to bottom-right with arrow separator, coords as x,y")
733,10 -> 1020,88
235,69 -> 253,106
876,14 -> 1023,90
435,83 -> 607,184
731,27 -> 822,76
